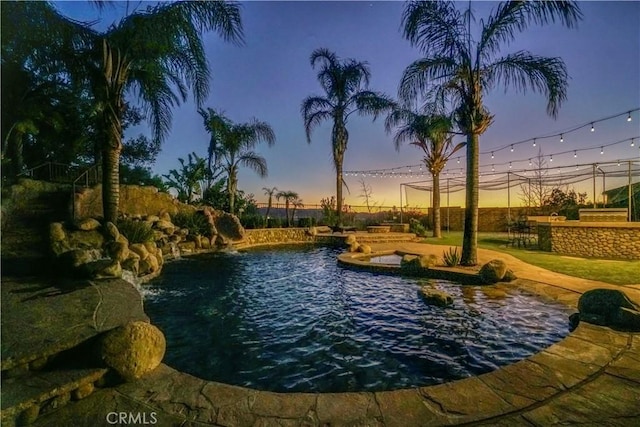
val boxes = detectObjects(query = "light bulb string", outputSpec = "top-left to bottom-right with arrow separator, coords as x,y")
479,107 -> 639,155
479,135 -> 639,169
345,135 -> 639,176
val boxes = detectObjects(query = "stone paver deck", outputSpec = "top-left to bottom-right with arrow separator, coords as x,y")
5,243 -> 640,426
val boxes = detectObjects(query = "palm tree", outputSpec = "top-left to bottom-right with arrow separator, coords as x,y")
399,1 -> 581,265
385,108 -> 465,238
301,48 -> 395,226
163,152 -> 207,203
262,186 -> 278,226
290,197 -> 304,226
200,109 -> 276,215
200,107 -> 232,189
10,1 -> 244,222
276,190 -> 299,227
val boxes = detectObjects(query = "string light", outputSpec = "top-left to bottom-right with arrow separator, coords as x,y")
491,165 -> 495,172
632,138 -> 636,147
550,155 -> 553,162
457,158 -> 460,164
509,162 -> 512,169
574,150 -> 577,158
510,144 -> 514,152
491,151 -> 494,159
528,159 -> 532,166
618,160 -> 621,166
600,146 -> 604,155
628,112 -> 632,122
476,108 -> 639,156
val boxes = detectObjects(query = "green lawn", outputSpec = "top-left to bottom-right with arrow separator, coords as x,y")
420,232 -> 640,286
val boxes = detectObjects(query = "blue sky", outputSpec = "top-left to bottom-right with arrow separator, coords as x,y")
55,1 -> 639,208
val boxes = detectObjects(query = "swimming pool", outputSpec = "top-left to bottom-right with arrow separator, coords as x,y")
143,245 -> 572,393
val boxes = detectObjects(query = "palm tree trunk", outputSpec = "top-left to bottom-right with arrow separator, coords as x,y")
8,130 -> 24,178
433,172 -> 441,238
264,197 -> 271,226
102,143 -> 121,223
335,164 -> 343,226
228,173 -> 236,215
461,132 -> 479,265
285,200 -> 290,227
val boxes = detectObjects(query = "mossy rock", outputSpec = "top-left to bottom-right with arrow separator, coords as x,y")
100,321 -> 166,382
418,287 -> 453,307
479,259 -> 507,284
578,289 -> 640,331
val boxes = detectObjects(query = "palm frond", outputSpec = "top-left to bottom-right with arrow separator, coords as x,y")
238,151 -> 268,178
349,91 -> 396,121
401,1 -> 469,61
398,56 -> 461,104
301,96 -> 333,143
478,1 -> 581,63
484,51 -> 568,117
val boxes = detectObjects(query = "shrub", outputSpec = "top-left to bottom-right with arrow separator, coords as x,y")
297,217 -> 316,228
241,214 -> 265,229
172,211 -> 210,236
117,219 -> 154,243
409,218 -> 427,237
266,217 -> 283,228
443,247 -> 461,267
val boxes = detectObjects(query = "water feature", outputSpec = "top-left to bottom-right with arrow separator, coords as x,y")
368,253 -> 403,265
144,245 -> 573,393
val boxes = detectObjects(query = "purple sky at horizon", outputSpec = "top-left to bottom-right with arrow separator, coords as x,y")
55,1 -> 640,208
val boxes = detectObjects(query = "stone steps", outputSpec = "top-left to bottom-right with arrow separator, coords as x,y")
1,367 -> 108,426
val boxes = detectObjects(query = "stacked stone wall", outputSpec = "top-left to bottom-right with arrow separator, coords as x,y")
242,228 -> 316,247
74,185 -> 194,219
538,223 -> 640,260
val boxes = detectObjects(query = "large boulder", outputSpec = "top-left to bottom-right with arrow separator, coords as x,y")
356,244 -> 372,254
401,254 -> 436,274
49,222 -> 66,242
105,241 -> 129,263
67,230 -> 105,249
418,287 -> 454,307
75,218 -> 101,231
479,259 -> 508,284
578,289 -> 640,331
100,321 -> 166,381
214,211 -> 245,241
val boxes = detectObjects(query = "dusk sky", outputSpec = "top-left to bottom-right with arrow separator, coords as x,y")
55,1 -> 640,208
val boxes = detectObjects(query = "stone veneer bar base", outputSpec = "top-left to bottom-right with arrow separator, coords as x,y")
537,221 -> 640,260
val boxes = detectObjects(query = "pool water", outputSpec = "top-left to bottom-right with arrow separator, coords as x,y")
368,253 -> 403,265
143,245 -> 572,393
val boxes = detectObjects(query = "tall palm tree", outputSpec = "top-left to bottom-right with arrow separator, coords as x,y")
301,48 -> 395,226
262,186 -> 278,225
399,0 -> 581,265
200,107 -> 232,189
200,109 -> 276,215
385,108 -> 465,238
276,190 -> 299,227
10,1 -> 244,222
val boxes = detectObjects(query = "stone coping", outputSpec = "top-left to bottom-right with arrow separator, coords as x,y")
337,250 -> 488,286
26,244 -> 640,425
537,221 -> 640,228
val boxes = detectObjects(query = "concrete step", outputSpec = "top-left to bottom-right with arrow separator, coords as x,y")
0,367 -> 108,426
